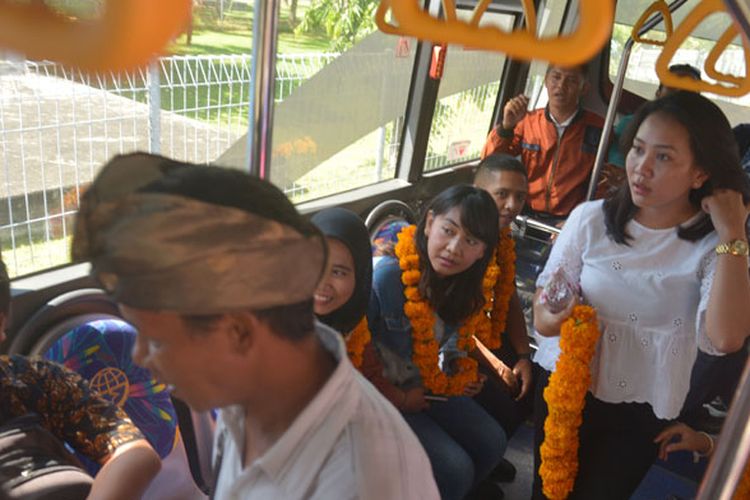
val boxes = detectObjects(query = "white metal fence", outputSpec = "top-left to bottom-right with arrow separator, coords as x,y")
0,53 -> 336,277
0,51 -> 502,277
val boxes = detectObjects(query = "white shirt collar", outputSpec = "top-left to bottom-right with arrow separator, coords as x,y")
217,321 -> 359,496
549,109 -> 577,136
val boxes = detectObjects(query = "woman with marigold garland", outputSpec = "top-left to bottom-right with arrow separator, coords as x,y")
531,91 -> 750,499
311,207 -> 411,410
368,185 -> 509,500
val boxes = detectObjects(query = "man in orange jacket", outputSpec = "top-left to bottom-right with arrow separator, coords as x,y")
482,64 -> 604,218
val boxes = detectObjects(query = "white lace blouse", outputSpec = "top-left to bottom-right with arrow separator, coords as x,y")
533,200 -> 730,420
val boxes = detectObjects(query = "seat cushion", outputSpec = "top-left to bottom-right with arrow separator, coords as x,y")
45,319 -> 177,462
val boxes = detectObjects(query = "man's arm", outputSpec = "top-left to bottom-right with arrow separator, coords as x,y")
482,127 -> 523,158
88,439 -> 161,500
481,94 -> 528,159
470,339 -> 519,396
505,291 -> 533,399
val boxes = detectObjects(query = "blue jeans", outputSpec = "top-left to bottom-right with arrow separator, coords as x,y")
402,396 -> 507,500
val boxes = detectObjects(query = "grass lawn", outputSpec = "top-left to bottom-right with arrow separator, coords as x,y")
169,1 -> 330,56
109,2 -> 335,128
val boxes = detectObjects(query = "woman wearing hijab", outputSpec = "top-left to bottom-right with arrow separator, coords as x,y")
311,207 -> 407,409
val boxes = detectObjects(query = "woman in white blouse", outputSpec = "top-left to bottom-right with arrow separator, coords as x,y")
530,91 -> 750,499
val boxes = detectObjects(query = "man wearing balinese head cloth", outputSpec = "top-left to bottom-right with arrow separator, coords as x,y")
73,153 -> 439,500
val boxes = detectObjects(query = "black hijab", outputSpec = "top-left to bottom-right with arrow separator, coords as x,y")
311,207 -> 372,334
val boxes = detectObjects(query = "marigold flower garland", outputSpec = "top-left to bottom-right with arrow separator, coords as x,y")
475,228 -> 516,350
540,305 -> 601,500
345,317 -> 371,369
734,460 -> 750,499
394,225 -> 498,396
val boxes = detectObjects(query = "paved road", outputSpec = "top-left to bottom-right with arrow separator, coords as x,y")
0,67 -> 244,200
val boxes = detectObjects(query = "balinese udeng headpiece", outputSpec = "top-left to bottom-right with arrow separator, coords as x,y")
72,153 -> 327,314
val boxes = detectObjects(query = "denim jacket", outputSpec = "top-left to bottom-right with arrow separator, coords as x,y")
367,256 -> 464,390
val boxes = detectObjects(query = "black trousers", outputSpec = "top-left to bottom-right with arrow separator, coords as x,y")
531,365 -> 669,500
680,344 -> 748,425
474,335 -> 534,438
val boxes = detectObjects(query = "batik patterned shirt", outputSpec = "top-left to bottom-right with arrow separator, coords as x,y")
0,355 -> 143,463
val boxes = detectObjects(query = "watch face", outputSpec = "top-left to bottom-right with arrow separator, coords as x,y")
731,240 -> 749,255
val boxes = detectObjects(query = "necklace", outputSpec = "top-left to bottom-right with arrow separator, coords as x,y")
395,225 -> 498,395
345,317 -> 371,369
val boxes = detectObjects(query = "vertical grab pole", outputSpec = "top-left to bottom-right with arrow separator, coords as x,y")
148,61 -> 161,154
696,357 -> 750,499
585,0 -> 689,201
585,39 -> 632,201
245,0 -> 280,179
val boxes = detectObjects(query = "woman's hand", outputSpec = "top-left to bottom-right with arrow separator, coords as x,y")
402,386 -> 430,413
533,288 -> 578,337
463,373 -> 487,397
654,422 -> 713,461
702,189 -> 750,240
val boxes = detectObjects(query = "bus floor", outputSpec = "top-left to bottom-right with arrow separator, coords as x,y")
500,422 -> 703,499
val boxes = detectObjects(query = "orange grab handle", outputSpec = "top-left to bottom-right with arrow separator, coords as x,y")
703,25 -> 745,86
656,0 -> 750,97
631,0 -> 673,47
376,0 -> 612,66
467,0 -> 534,34
521,0 -> 538,36
0,0 -> 192,73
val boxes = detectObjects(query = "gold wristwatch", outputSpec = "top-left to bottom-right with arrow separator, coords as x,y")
715,239 -> 749,257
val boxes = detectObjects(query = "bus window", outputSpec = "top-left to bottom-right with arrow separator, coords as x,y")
1,9 -> 262,278
265,31 -> 417,203
610,0 -> 749,124
209,13 -> 418,203
0,3 -> 416,277
423,11 -> 512,172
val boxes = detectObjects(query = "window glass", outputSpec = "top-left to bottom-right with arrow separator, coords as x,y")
264,31 -> 416,202
0,1 -> 260,277
0,2 -> 412,276
423,12 -> 513,172
610,0 -> 749,125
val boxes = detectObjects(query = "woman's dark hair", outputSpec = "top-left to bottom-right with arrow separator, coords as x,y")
474,153 -> 528,183
604,91 -> 750,244
139,164 -> 322,341
415,185 -> 499,325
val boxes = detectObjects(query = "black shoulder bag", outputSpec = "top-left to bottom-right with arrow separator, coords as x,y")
0,413 -> 93,500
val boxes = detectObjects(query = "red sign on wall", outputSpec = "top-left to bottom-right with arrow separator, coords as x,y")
396,37 -> 410,58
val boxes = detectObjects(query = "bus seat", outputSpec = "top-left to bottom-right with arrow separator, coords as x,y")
44,318 -> 207,499
371,218 -> 410,258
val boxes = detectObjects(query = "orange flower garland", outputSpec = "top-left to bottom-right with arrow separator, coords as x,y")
345,317 -> 371,369
734,460 -> 750,499
476,227 -> 516,350
395,225 -> 497,396
540,305 -> 602,500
